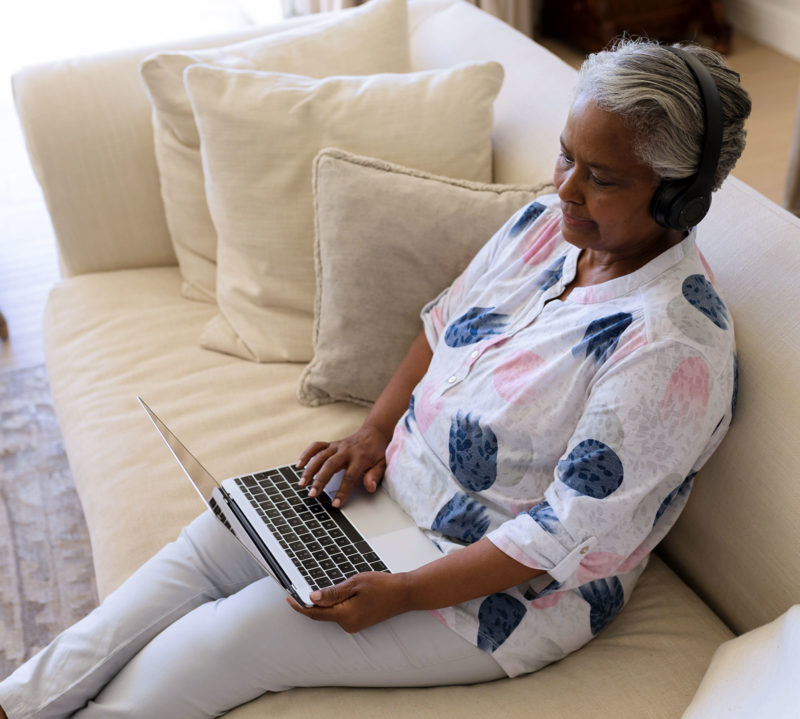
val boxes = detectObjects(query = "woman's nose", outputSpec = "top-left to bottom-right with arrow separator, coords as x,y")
557,168 -> 583,205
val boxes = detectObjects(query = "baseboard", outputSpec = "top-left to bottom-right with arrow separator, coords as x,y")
722,0 -> 800,62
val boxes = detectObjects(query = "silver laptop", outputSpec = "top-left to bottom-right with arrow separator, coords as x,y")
138,397 -> 442,607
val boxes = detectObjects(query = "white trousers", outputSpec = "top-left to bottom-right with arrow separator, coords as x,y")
0,512 -> 505,719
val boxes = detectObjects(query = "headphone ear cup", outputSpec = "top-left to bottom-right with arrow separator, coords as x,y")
652,178 -> 712,230
651,179 -> 687,229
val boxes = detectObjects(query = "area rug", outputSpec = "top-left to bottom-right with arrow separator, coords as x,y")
0,364 -> 98,681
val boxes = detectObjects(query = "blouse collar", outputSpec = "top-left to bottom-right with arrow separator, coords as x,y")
561,230 -> 698,304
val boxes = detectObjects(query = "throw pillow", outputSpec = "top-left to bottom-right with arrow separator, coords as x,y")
184,61 -> 505,363
681,605 -> 800,718
298,148 -> 553,406
140,0 -> 410,303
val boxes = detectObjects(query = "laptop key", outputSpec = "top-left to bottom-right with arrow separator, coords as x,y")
327,569 -> 345,582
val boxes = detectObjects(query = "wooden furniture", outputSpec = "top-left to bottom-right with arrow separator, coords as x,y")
540,0 -> 732,54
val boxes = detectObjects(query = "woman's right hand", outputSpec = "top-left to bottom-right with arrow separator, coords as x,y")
296,424 -> 391,508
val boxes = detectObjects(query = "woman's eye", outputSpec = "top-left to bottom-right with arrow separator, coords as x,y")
558,152 -> 574,165
591,175 -> 614,187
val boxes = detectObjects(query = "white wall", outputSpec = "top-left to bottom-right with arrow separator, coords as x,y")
722,0 -> 800,62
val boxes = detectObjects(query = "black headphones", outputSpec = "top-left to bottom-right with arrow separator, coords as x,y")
650,46 -> 723,231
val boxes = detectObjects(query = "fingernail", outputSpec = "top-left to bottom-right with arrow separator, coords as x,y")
332,497 -> 341,508
310,591 -> 322,602
308,488 -> 317,497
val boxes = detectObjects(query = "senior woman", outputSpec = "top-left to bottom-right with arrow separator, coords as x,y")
0,38 -> 750,719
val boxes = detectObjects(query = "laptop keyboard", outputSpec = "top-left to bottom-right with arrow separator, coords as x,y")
234,466 -> 389,590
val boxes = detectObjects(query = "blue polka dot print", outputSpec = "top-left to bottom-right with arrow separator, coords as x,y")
431,492 -> 490,544
448,411 -> 499,491
527,500 -> 558,534
558,439 -> 624,499
653,472 -> 696,525
572,312 -> 633,366
524,578 -> 562,601
509,201 -> 546,237
444,307 -> 508,348
477,593 -> 527,652
536,255 -> 566,293
578,577 -> 625,635
404,394 -> 416,433
682,274 -> 729,330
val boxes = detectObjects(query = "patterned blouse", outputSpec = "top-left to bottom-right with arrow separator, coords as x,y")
382,194 -> 737,678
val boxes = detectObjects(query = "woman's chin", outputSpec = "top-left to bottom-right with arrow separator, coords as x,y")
560,216 -> 598,245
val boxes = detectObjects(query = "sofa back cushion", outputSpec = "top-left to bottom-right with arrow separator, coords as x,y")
659,177 -> 800,635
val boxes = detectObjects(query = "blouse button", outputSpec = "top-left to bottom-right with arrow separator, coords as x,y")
470,350 -> 479,358
579,546 -> 590,555
448,375 -> 457,384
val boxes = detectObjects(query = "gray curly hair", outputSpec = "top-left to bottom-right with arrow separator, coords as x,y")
574,38 -> 751,192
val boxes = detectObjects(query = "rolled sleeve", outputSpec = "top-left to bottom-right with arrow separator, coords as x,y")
488,515 -> 598,583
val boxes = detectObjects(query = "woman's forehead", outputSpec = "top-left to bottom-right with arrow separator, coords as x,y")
562,94 -> 649,172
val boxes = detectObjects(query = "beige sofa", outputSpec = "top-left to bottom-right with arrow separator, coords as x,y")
13,0 -> 800,716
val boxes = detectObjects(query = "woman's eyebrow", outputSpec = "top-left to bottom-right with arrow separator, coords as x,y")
560,137 -> 619,174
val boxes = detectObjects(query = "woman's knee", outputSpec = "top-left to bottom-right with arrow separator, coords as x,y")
76,578 -> 297,718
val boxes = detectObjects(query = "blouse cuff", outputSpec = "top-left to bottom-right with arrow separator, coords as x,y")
487,515 -> 598,584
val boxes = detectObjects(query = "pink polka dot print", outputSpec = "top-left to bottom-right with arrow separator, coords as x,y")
493,350 -> 546,405
662,357 -> 710,422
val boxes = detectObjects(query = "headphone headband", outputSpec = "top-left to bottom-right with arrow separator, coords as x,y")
651,46 -> 723,230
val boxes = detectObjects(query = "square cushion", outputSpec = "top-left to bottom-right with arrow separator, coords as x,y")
140,0 -> 411,303
185,61 -> 505,362
299,148 -> 552,406
681,605 -> 800,718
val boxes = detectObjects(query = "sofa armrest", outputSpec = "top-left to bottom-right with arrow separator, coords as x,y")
10,23 -> 306,277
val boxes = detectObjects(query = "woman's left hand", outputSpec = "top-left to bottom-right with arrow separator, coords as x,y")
287,572 -> 410,633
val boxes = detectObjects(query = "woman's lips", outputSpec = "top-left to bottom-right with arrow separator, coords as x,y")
561,209 -> 596,228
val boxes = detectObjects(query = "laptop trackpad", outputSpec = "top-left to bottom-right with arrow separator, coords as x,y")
370,526 -> 443,573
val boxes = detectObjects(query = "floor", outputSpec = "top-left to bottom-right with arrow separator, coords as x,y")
1,4 -> 799,372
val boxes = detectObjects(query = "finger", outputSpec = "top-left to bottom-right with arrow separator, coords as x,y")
285,596 -> 337,623
299,445 -> 337,486
308,453 -> 351,498
364,461 -> 386,492
362,461 -> 386,493
297,441 -> 330,469
331,466 -> 367,507
311,578 -> 357,607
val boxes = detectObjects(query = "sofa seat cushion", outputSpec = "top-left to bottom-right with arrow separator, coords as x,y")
43,266 -> 368,597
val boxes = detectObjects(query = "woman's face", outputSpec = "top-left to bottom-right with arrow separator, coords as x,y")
554,93 -> 678,260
